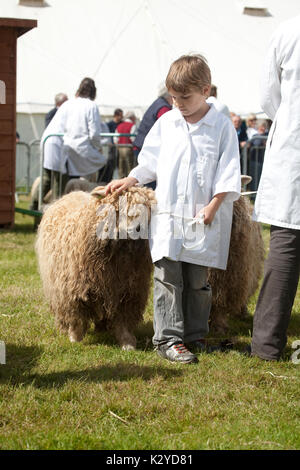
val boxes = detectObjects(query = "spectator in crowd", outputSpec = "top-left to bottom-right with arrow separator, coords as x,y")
97,108 -> 123,183
251,15 -> 300,361
16,132 -> 20,142
232,114 -> 248,149
232,113 -> 248,170
45,92 -> 68,128
133,86 -> 173,189
248,119 -> 268,193
107,108 -> 124,133
133,86 -> 172,158
206,84 -> 230,118
115,111 -> 137,178
246,113 -> 258,140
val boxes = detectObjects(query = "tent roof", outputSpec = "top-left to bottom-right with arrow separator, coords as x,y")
2,0 -> 300,116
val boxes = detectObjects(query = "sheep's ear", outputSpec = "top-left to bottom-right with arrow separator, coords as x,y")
91,186 -> 106,198
241,175 -> 252,186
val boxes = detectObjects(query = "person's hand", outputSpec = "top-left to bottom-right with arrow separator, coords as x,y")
195,206 -> 215,225
105,176 -> 138,195
195,193 -> 226,225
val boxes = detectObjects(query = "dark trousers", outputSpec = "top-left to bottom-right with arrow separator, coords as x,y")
30,169 -> 69,211
97,146 -> 117,184
251,225 -> 300,360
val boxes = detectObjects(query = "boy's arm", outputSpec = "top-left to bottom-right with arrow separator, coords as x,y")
212,120 -> 241,203
106,118 -> 162,195
200,192 -> 226,225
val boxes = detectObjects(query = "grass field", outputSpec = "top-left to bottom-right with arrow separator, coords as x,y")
0,199 -> 299,450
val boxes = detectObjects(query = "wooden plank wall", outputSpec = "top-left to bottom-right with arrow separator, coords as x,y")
0,27 -> 16,227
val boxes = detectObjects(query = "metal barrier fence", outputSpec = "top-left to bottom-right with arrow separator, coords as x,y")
16,133 -> 135,210
16,139 -> 44,195
242,135 -> 268,195
15,133 -> 135,201
16,133 -> 267,207
15,141 -> 30,194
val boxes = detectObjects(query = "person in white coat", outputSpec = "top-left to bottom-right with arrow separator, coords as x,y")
206,84 -> 230,119
30,96 -> 68,210
251,16 -> 300,361
59,77 -> 107,180
105,55 -> 241,364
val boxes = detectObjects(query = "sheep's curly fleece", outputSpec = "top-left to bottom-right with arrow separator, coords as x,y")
36,186 -> 155,347
208,195 -> 265,332
36,186 -> 264,341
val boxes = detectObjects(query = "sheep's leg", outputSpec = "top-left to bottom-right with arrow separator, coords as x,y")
111,323 -> 137,351
68,323 -> 86,343
65,304 -> 89,343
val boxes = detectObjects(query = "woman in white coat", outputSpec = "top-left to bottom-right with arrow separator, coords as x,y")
251,16 -> 300,361
59,77 -> 107,179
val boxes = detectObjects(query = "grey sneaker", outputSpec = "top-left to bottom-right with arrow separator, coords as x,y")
157,342 -> 198,364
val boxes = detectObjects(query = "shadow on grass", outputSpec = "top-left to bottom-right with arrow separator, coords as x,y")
0,222 -> 35,234
0,343 -> 184,389
27,363 -> 184,389
0,344 -> 43,382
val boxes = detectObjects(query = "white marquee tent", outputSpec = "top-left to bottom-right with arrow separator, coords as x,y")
2,0 -> 300,142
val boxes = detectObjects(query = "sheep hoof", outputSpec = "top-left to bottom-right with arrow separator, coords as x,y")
68,327 -> 84,343
121,344 -> 136,351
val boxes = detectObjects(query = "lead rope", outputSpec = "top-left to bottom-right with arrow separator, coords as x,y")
155,210 -> 205,250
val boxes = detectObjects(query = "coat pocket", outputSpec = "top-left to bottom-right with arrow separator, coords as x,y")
195,155 -> 208,186
196,154 -> 218,187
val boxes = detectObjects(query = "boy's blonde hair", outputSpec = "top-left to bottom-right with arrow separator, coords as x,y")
165,54 -> 211,94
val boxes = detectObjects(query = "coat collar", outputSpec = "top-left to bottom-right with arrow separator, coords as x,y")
169,104 -> 217,128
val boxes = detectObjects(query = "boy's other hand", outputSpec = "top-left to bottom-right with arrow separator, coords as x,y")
105,176 -> 138,195
196,192 -> 226,225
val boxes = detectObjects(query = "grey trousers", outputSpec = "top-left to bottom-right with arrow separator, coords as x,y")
251,225 -> 300,360
153,257 -> 212,347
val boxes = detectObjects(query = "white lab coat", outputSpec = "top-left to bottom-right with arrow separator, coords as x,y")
253,15 -> 300,230
54,97 -> 107,176
129,105 -> 241,269
41,110 -> 66,173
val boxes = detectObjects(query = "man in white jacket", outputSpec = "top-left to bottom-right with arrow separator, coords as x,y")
251,16 -> 300,361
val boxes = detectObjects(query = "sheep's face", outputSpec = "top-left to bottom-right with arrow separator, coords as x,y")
92,186 -> 156,241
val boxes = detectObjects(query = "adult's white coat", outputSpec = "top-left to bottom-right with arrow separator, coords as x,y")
56,97 -> 107,176
41,110 -> 65,173
129,105 -> 241,270
253,15 -> 300,230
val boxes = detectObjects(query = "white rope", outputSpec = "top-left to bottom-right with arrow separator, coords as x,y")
156,210 -> 205,250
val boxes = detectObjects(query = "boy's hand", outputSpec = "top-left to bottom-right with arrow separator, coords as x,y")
195,192 -> 227,225
105,176 -> 138,195
195,206 -> 216,225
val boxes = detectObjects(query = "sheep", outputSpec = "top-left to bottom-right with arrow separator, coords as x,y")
208,191 -> 265,333
64,177 -> 100,195
36,186 -> 155,349
37,178 -> 264,345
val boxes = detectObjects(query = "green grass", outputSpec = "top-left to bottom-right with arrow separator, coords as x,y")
0,198 -> 299,450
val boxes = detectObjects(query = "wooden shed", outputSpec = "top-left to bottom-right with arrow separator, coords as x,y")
0,17 -> 37,228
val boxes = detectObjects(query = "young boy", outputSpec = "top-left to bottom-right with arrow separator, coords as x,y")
105,55 -> 241,364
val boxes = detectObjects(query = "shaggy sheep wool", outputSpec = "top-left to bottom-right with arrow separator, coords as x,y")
36,186 -> 155,349
208,195 -> 265,332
